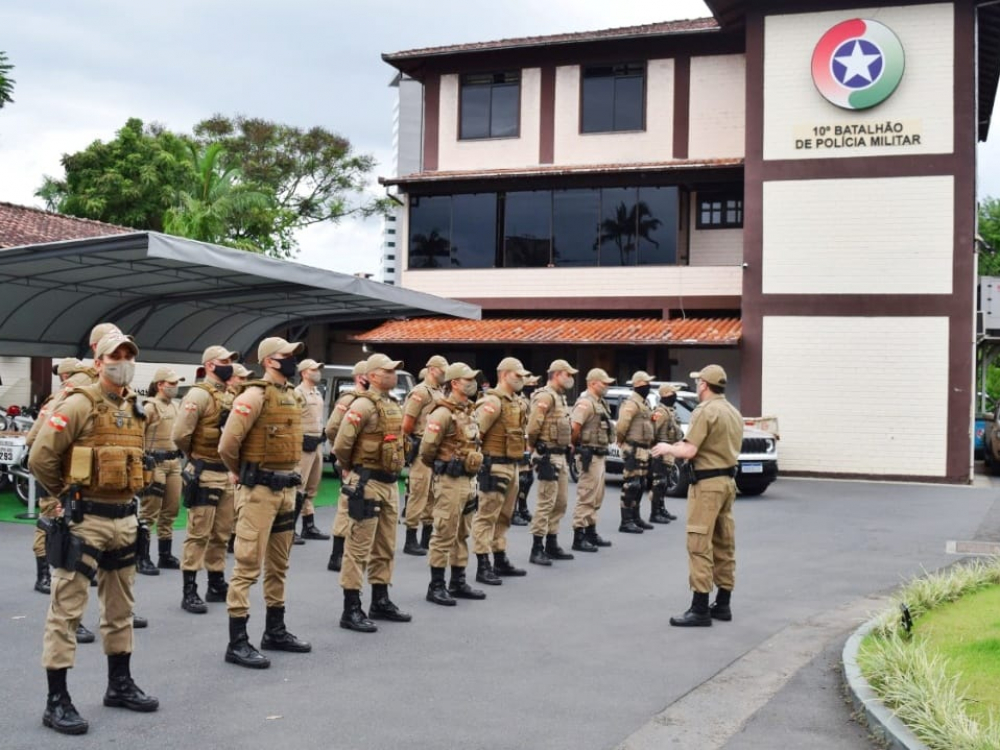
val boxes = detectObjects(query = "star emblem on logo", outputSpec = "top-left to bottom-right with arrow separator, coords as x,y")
832,38 -> 884,89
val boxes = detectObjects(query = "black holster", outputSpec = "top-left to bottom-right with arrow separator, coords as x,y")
477,456 -> 495,492
302,434 -> 324,452
682,460 -> 699,486
405,437 -> 420,466
463,494 -> 479,515
623,450 -> 638,473
534,453 -> 557,482
136,518 -> 151,561
345,470 -> 376,521
579,447 -> 594,474
183,460 -> 207,508
517,468 -> 534,501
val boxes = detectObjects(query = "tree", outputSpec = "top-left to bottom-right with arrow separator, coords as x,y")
597,201 -> 662,265
979,197 -> 1000,276
0,51 -> 14,109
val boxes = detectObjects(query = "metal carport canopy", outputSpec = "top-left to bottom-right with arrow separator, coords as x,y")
0,232 -> 481,363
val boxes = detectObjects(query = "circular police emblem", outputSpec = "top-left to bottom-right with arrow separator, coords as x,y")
811,19 -> 904,110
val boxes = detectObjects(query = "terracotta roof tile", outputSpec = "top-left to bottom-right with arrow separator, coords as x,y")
355,317 -> 741,346
384,18 -> 720,61
0,202 -> 133,249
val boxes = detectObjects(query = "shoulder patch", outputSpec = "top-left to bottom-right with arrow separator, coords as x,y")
410,393 -> 423,403
184,401 -> 199,411
336,402 -> 348,412
49,413 -> 68,432
536,400 -> 549,411
482,403 -> 497,414
652,412 -> 661,422
426,422 -> 441,433
234,403 -> 252,417
346,411 -> 362,426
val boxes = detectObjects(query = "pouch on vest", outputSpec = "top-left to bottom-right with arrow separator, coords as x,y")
555,419 -> 571,446
505,428 -> 524,459
68,446 -> 93,485
128,452 -> 146,493
95,447 -> 129,490
463,451 -> 483,475
380,441 -> 404,474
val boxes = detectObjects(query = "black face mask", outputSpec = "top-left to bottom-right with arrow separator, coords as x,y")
634,384 -> 651,399
274,356 -> 298,378
213,364 -> 234,382
662,395 -> 677,407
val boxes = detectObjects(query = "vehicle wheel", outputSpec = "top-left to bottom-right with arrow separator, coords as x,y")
568,455 -> 580,484
14,473 -> 31,505
736,479 -> 770,497
665,461 -> 690,498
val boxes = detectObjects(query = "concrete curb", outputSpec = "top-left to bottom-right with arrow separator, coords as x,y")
841,618 -> 931,750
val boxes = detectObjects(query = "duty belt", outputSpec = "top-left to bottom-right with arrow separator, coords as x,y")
149,449 -> 181,462
483,455 -> 518,464
626,440 -> 651,449
80,499 -> 137,519
538,445 -> 569,454
351,467 -> 399,483
694,466 -> 738,481
580,447 -> 609,456
432,461 -> 477,477
194,460 -> 227,473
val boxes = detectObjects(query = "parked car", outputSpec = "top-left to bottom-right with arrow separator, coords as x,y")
603,384 -> 779,497
981,402 -> 1000,473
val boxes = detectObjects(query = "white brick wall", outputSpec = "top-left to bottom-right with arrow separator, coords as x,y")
761,316 -> 949,476
689,196 -> 743,266
762,175 -> 954,294
763,4 -> 955,160
688,54 -> 746,160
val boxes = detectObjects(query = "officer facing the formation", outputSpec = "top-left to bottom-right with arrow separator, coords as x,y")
136,368 -> 185,576
472,357 -> 531,584
569,368 -> 616,552
172,346 -> 239,614
324,360 -> 368,572
294,358 -> 330,544
401,355 -> 448,555
219,337 -> 312,667
29,331 -> 159,735
333,353 -> 411,633
526,360 -> 577,566
652,365 -> 742,627
421,362 -> 487,606
616,371 -> 656,534
511,374 -> 539,526
648,384 -> 682,524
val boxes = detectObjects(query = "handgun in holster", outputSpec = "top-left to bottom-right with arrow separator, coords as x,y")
579,446 -> 594,474
534,452 -> 557,482
345,469 -> 375,521
405,436 -> 420,466
682,460 -> 699,486
477,456 -> 494,492
462,493 -> 479,515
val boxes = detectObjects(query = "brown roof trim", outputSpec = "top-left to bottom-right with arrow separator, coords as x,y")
0,201 -> 132,249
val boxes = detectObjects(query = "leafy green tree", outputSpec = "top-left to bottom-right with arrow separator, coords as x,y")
0,51 -> 14,109
979,197 -> 1000,276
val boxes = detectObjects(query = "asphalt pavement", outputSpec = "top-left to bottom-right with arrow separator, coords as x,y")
0,475 -> 994,750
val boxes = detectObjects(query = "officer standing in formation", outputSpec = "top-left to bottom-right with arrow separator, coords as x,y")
652,365 -> 742,627
569,368 -> 616,552
472,357 -> 530,584
401,355 -> 448,555
324,360 -> 368,572
421,362 -> 487,606
333,353 -> 411,633
616,371 -> 656,534
294,358 -> 331,545
30,330 -> 158,735
219,337 -> 312,667
136,368 -> 185,575
510,374 -> 539,526
526,360 -> 577,566
648,384 -> 682,524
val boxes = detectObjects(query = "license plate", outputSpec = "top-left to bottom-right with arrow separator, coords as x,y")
741,462 -> 763,474
0,448 -> 12,463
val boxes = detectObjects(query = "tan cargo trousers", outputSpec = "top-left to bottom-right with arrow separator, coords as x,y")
297,447 -> 323,516
472,462 -> 517,554
181,468 -> 234,574
339,476 -> 399,590
405,457 -> 434,529
529,454 -> 568,537
686,476 -> 736,594
227,483 -> 295,618
429,473 -> 474,569
573,454 -> 606,529
140,457 -> 181,540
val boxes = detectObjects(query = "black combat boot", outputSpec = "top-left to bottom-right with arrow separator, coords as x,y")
586,524 -> 612,548
205,571 -> 228,603
448,567 -> 486,600
340,589 -> 378,632
650,497 -> 672,524
225,616 -> 270,668
403,527 -> 427,556
369,583 -> 412,622
426,566 -> 455,606
103,653 -> 159,711
301,514 -> 330,541
157,539 -> 180,569
493,550 -> 527,576
327,535 -> 345,572
76,623 -> 95,643
510,507 -> 529,526
43,668 -> 88,735
136,550 -> 159,576
634,500 -> 654,530
181,571 -> 208,614
670,592 -> 713,627
571,527 -> 597,553
545,534 -> 574,560
419,524 -> 432,550
34,556 -> 51,594
475,553 -> 502,585
132,613 -> 148,629
529,535 -> 552,566
618,506 -> 643,534
261,606 -> 312,652
710,588 -> 733,622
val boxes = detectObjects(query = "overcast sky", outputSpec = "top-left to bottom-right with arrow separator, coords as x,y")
1,0 -> 998,277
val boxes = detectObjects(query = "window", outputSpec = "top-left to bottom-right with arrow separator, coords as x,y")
697,192 -> 743,229
408,195 -> 451,268
386,267 -> 395,273
598,187 -> 639,266
552,189 -> 599,267
460,71 -> 520,140
504,191 -> 551,267
450,193 -> 498,268
387,241 -> 395,248
581,63 -> 645,133
637,187 -> 678,264
386,254 -> 395,261
387,228 -> 396,235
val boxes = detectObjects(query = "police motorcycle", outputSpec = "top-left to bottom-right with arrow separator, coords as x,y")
0,428 -> 32,503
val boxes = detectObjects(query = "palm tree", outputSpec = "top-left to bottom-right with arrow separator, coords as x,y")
0,51 -> 15,109
597,200 -> 663,264
410,229 -> 450,268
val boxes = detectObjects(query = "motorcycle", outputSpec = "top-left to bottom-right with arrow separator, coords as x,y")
0,431 -> 32,504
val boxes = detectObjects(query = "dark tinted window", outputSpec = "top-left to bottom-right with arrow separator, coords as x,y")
408,195 -> 451,269
504,191 -> 551,267
552,189 -> 599,267
460,72 -> 520,140
598,187 -> 638,266
451,193 -> 497,268
637,187 -> 678,265
697,191 -> 744,229
581,63 -> 645,133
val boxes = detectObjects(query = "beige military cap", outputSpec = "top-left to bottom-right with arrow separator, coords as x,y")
690,364 -> 727,387
297,358 -> 324,373
497,357 -> 530,376
152,367 -> 184,383
54,357 -> 81,376
418,368 -> 428,381
202,345 -> 240,364
445,362 -> 480,380
548,359 -> 578,374
352,360 -> 367,377
95,331 -> 138,358
426,355 -> 449,369
258,337 -> 304,362
233,364 -> 252,378
631,371 -> 655,385
525,375 -> 541,386
658,383 -> 679,397
365,353 -> 403,374
89,322 -> 121,347
585,368 -> 615,384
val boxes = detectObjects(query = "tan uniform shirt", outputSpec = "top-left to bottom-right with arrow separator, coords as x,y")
526,385 -> 570,450
332,388 -> 391,470
295,382 -> 324,437
404,381 -> 443,437
571,393 -> 613,447
172,378 -> 227,459
144,395 -> 179,451
25,371 -> 97,448
325,389 -> 363,443
419,396 -> 478,465
475,392 -> 504,439
684,395 -> 743,471
616,392 -> 653,446
218,372 -> 296,475
652,404 -> 683,445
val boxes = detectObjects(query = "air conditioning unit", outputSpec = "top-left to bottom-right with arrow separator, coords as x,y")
981,277 -> 1000,335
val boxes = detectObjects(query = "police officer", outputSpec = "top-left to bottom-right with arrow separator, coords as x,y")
511,374 -> 539,526
570,368 -> 616,552
421,362 -> 486,606
294,358 -> 330,544
324,360 -> 368,572
172,345 -> 239,613
334,353 -> 411,632
526,360 -> 577,566
648,384 -> 682,524
30,331 -> 159,735
473,357 -> 531,584
219,337 -> 312,667
229,363 -> 252,390
401,355 -> 448,555
136,368 -> 185,575
616,371 -> 656,534
652,365 -> 742,627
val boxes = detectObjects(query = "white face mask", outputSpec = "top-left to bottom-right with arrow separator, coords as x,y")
562,375 -> 575,391
510,375 -> 525,393
162,384 -> 179,399
103,361 -> 135,387
307,370 -> 322,384
462,381 -> 478,397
